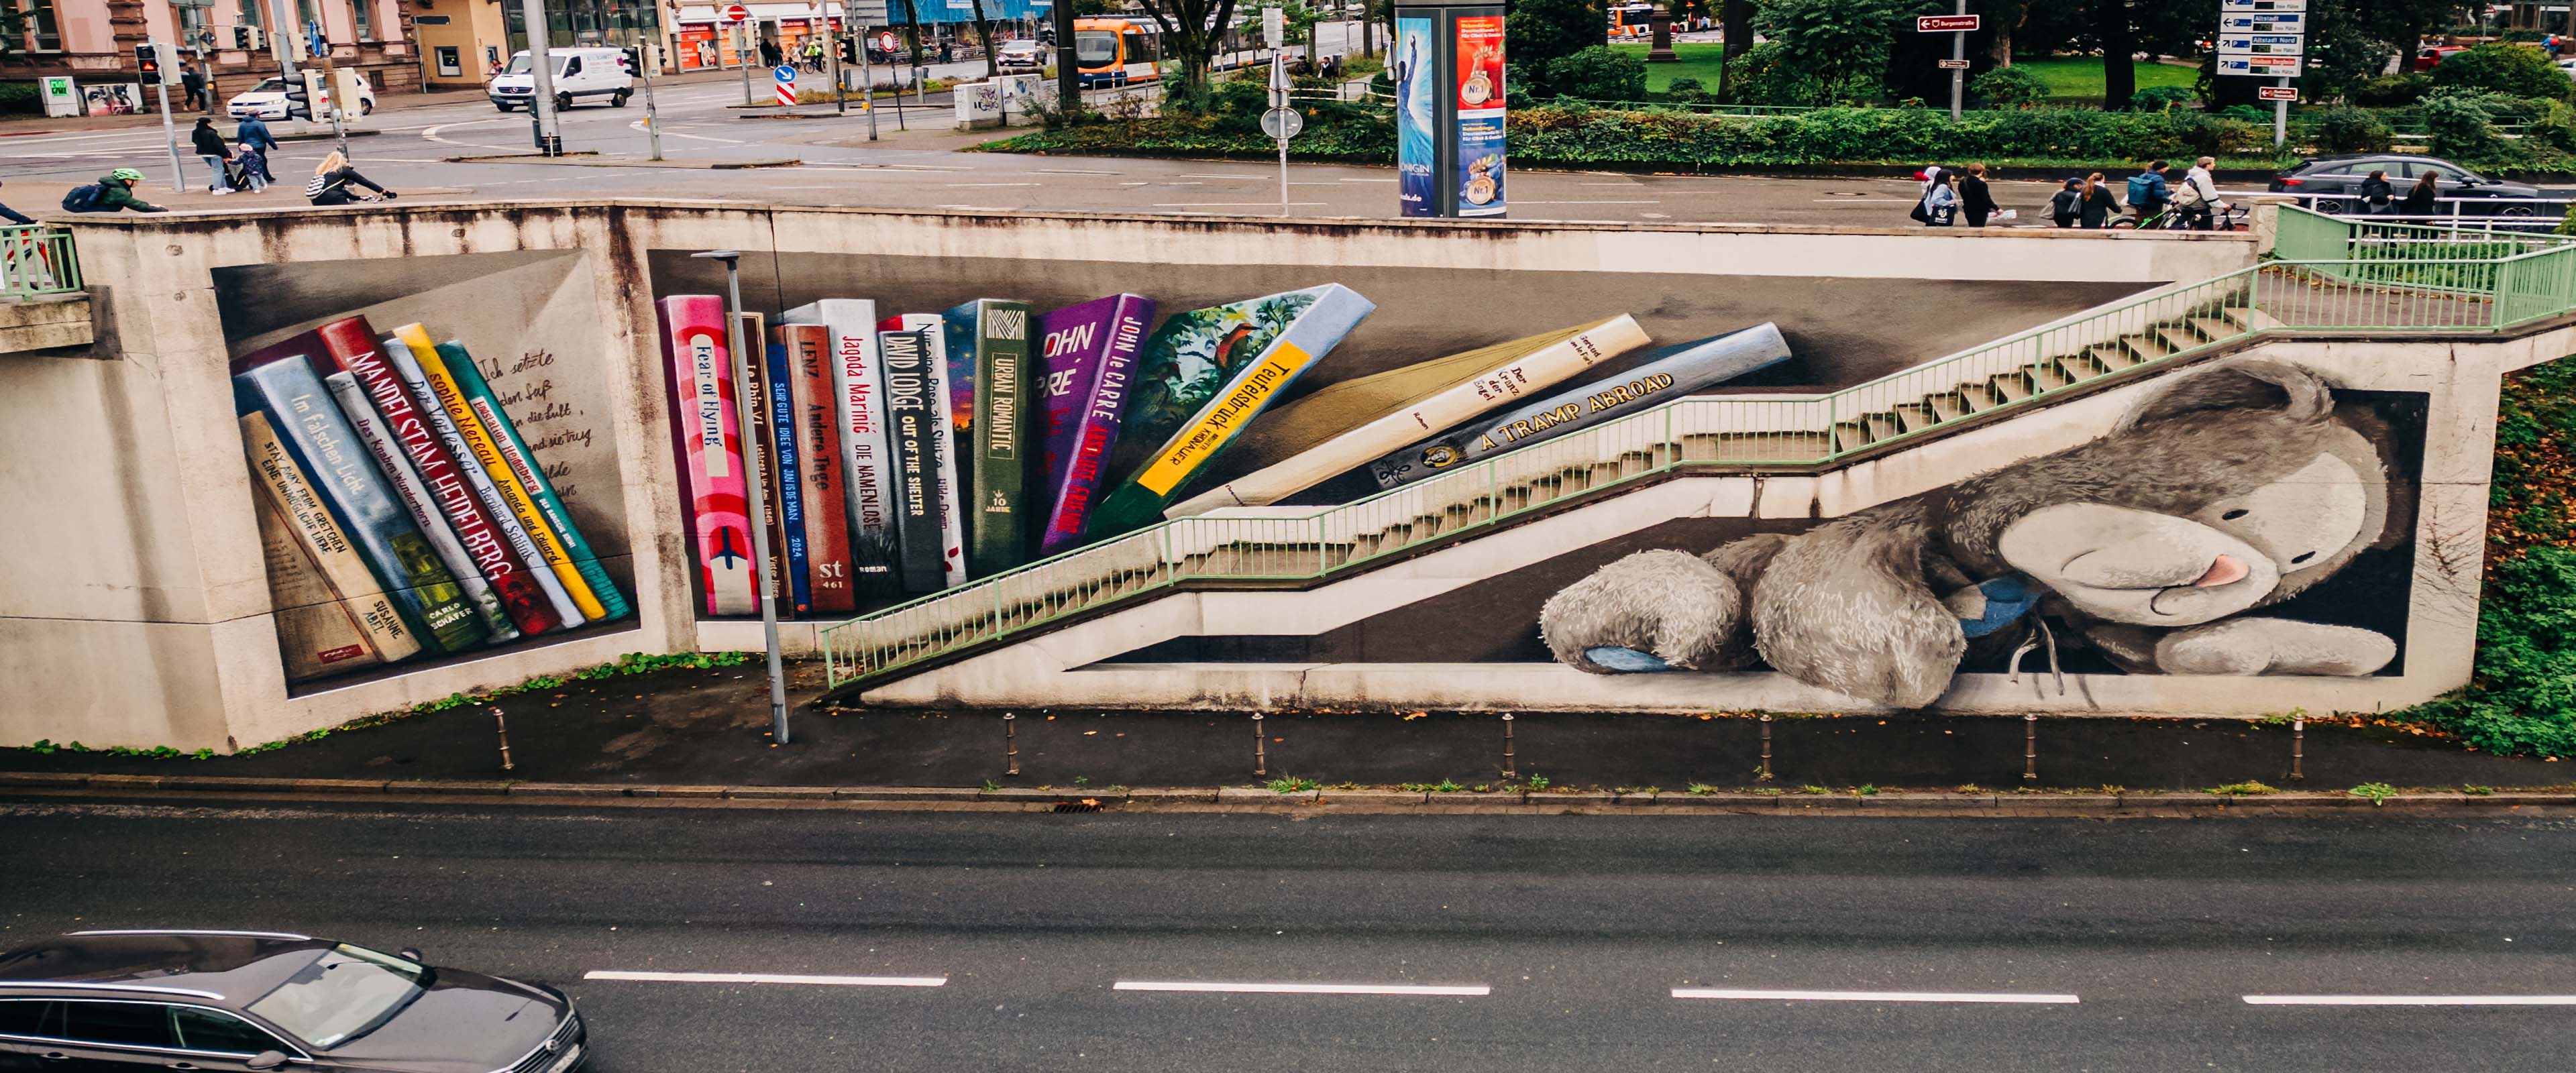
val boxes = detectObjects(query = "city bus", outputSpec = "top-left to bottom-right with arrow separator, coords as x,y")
1073,15 -> 1271,87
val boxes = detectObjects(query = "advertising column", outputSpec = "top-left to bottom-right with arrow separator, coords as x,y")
1392,0 -> 1505,219
1393,12 -> 1435,216
1452,11 -> 1505,217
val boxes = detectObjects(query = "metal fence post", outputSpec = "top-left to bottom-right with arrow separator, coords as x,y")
1501,713 -> 1517,779
1252,713 -> 1267,777
1757,714 -> 1773,782
2023,714 -> 2039,782
1005,712 -> 1020,777
2289,714 -> 2304,783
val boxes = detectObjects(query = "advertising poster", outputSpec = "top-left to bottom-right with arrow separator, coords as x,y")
1453,13 -> 1507,217
1393,17 -> 1436,217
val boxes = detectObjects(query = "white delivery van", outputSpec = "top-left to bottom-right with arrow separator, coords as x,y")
489,47 -> 635,112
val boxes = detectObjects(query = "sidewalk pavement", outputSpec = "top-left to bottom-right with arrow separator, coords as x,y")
0,66 -> 765,138
0,661 -> 2560,792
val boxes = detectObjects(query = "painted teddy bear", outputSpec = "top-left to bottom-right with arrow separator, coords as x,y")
1536,359 -> 2411,708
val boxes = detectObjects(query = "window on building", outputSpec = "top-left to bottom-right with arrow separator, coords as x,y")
15,0 -> 63,52
352,0 -> 370,40
240,0 -> 260,28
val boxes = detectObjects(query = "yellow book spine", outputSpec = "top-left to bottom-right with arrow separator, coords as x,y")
400,327 -> 609,622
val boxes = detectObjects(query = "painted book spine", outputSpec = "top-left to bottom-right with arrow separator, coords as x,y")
1169,315 -> 1651,515
784,300 -> 893,602
763,338 -> 813,614
655,296 -> 757,616
1367,323 -> 1794,489
1030,298 -> 1112,539
969,299 -> 1032,575
741,340 -> 786,606
413,343 -> 606,624
387,335 -> 586,629
1039,294 -> 1154,557
325,371 -> 521,644
241,410 -> 423,671
878,326 -> 945,594
433,337 -> 633,622
234,358 -> 484,654
1084,287 -> 1377,539
900,313 -> 969,587
317,319 -> 555,638
781,322 -> 855,614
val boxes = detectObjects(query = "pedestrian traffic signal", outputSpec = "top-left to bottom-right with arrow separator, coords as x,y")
282,70 -> 315,120
134,42 -> 178,87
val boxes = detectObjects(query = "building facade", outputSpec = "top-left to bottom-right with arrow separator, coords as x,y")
4,0 -> 424,107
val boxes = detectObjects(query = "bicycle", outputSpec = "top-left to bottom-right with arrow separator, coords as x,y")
2111,203 -> 2246,232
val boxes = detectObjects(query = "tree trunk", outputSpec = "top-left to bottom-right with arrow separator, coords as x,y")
2099,0 -> 2135,111
971,0 -> 1000,80
1718,0 -> 1753,99
1988,0 -> 2025,66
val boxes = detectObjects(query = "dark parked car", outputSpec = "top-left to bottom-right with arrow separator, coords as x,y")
2269,154 -> 2549,217
0,930 -> 586,1072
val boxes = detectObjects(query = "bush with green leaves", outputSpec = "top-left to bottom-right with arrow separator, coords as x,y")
2430,43 -> 2570,101
1751,0 -> 1909,105
1507,0 -> 1608,96
2422,92 -> 2499,160
1723,42 -> 1826,107
2129,85 -> 2193,112
1971,65 -> 2049,109
0,81 -> 40,115
2532,99 -> 2576,154
2314,105 -> 2392,154
2349,73 -> 2432,107
1546,45 -> 1647,102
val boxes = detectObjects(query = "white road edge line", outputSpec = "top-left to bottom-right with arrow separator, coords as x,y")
584,970 -> 945,987
1115,981 -> 1489,996
2244,995 -> 2576,1006
1673,989 -> 2080,1004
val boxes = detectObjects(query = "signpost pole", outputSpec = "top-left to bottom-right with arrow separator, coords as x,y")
826,4 -> 847,115
639,42 -> 664,160
861,26 -> 879,139
518,0 -> 564,155
1948,0 -> 1965,121
2273,76 -> 2288,146
739,18 -> 757,105
1272,54 -> 1290,217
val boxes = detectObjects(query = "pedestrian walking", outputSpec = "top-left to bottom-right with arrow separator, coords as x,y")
2049,178 -> 2084,228
61,169 -> 168,213
2400,170 -> 2440,218
759,36 -> 783,69
2359,169 -> 2394,216
2125,160 -> 2169,224
2080,172 -> 2121,229
180,61 -> 208,112
235,114 -> 280,184
1959,162 -> 2000,227
305,150 -> 395,206
939,40 -> 954,64
2178,156 -> 2226,230
1909,165 -> 1947,225
191,117 -> 235,195
1920,172 -> 1959,227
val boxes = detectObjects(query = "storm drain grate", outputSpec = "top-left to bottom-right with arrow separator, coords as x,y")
1051,801 -> 1102,813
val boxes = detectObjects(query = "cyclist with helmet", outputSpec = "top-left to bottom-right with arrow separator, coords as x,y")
64,169 -> 168,213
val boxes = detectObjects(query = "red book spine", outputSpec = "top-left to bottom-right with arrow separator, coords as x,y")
310,315 -> 559,636
784,324 -> 855,614
657,296 -> 757,616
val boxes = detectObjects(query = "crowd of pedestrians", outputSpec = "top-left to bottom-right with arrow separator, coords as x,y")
1915,156 -> 2233,231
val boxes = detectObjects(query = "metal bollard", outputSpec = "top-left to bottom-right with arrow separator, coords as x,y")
492,707 -> 513,773
1253,714 -> 1267,778
1757,714 -> 1773,782
2290,715 -> 2304,783
1501,714 -> 1517,779
2023,714 -> 2038,782
1004,713 -> 1019,777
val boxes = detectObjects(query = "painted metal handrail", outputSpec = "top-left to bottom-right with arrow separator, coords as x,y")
820,242 -> 2575,688
0,225 -> 82,300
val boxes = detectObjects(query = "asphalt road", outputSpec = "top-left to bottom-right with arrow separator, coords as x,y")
6,799 -> 2574,1072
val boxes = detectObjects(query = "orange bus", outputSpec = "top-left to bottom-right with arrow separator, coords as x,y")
1074,17 -> 1161,87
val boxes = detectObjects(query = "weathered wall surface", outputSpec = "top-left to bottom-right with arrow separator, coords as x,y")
1,203 -> 2259,748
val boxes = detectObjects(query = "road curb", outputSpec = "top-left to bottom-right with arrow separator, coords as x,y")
440,153 -> 801,168
1,773 -> 2566,815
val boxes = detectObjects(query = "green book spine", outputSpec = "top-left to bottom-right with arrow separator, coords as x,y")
969,300 -> 1032,574
438,341 -> 633,621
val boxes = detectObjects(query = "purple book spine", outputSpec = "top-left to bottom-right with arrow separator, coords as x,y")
1038,294 -> 1156,556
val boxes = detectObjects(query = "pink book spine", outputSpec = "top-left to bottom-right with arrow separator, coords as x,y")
657,296 -> 757,616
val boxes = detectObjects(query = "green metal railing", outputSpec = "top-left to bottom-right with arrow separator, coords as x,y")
1,225 -> 83,300
820,224 -> 2576,689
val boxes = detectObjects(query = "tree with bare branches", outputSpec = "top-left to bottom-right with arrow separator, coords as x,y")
1134,0 -> 1242,96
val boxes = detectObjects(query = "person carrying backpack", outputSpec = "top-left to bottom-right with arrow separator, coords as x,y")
62,170 -> 168,213
2126,160 -> 2169,223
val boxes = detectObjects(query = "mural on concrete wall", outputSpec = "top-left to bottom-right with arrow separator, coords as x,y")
1540,360 -> 2420,706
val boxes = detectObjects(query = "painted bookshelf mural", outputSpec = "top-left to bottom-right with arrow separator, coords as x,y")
221,251 -> 637,687
651,262 -> 1801,622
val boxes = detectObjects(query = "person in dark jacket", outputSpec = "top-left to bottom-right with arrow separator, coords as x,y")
235,115 -> 280,183
190,117 -> 235,194
2080,172 -> 2121,228
179,61 -> 207,111
305,151 -> 394,206
0,178 -> 34,224
2358,169 -> 2394,215
1957,162 -> 2000,227
71,170 -> 167,213
2049,178 -> 2084,227
2399,171 -> 2441,217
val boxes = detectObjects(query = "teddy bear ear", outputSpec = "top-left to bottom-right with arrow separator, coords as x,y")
2115,358 -> 2332,432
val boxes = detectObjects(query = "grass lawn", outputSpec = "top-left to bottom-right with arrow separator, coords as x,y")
1608,42 -> 1729,94
2012,56 -> 2199,107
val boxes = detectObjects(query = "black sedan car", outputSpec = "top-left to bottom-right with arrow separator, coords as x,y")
0,930 -> 585,1072
2269,154 -> 2549,216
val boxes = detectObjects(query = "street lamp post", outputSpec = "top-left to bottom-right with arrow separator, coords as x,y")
519,0 -> 565,154
692,249 -> 792,747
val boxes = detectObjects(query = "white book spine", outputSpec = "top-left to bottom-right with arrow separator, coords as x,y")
1167,315 -> 1653,516
784,300 -> 896,562
902,313 -> 969,587
386,343 -> 586,627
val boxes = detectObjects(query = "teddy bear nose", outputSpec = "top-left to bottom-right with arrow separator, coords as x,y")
2192,554 -> 2250,588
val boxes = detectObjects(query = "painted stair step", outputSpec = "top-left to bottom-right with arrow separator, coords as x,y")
2119,333 -> 2169,360
1928,392 -> 1971,420
1832,421 -> 1871,453
2088,345 -> 2141,370
2189,315 -> 2240,342
1864,412 -> 1904,441
2025,363 -> 2072,391
1957,383 -> 2001,410
2226,305 -> 2287,332
2153,324 -> 2206,353
1989,374 -> 2034,402
2055,353 -> 2110,380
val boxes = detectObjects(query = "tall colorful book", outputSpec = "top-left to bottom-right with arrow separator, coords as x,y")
1167,315 -> 1652,516
890,313 -> 968,587
382,334 -> 586,630
777,300 -> 879,610
424,334 -> 633,622
233,356 -> 486,654
408,337 -> 610,624
742,339 -> 793,608
756,336 -> 812,614
1084,284 -> 1376,539
944,298 -> 1035,575
1367,323 -> 1795,489
324,370 -> 520,646
241,410 -> 425,677
876,323 -> 947,594
1032,293 -> 1156,558
308,321 -> 556,640
773,321 -> 852,614
654,296 -> 758,616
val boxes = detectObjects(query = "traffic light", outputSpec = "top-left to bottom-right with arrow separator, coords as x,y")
282,69 -> 315,120
620,47 -> 640,75
135,43 -> 176,86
